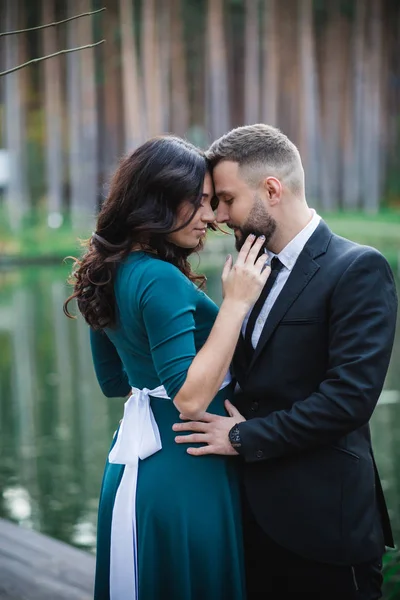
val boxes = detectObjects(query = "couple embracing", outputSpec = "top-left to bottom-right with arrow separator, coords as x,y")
65,124 -> 397,600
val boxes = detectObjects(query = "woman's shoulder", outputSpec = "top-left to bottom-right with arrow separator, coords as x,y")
120,252 -> 196,296
122,251 -> 189,279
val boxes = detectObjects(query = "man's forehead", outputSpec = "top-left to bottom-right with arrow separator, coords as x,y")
213,160 -> 243,195
213,160 -> 239,178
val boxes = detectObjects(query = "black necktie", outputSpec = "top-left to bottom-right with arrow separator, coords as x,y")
244,256 -> 284,354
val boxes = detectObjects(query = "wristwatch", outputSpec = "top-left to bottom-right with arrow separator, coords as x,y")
228,424 -> 242,450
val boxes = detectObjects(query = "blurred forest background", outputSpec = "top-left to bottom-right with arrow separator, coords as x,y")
0,0 -> 400,250
2,3 -> 400,597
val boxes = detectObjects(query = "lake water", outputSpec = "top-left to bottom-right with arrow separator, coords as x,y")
0,256 -> 400,563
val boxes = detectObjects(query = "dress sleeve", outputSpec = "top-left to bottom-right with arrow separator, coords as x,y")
138,261 -> 198,399
90,328 -> 131,398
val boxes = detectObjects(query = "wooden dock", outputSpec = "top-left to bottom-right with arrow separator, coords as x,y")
0,518 -> 95,599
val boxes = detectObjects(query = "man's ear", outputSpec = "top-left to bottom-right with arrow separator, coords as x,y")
263,177 -> 282,206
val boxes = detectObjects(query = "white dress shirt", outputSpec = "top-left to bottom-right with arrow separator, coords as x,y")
241,209 -> 321,349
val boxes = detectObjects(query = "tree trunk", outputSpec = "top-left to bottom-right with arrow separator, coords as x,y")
206,0 -> 230,140
225,2 -> 244,128
185,0 -> 207,136
341,12 -> 356,210
298,0 -> 322,206
261,0 -> 278,126
346,0 -> 367,209
244,0 -> 260,124
384,3 -> 400,204
101,0 -> 123,181
337,14 -> 351,210
42,0 -> 63,224
158,0 -> 172,133
170,0 -> 189,137
78,0 -> 98,221
320,1 -> 342,208
67,2 -> 83,229
376,6 -> 391,205
119,0 -> 144,150
362,0 -> 382,213
142,0 -> 163,137
277,1 -> 293,137
284,1 -> 301,142
4,0 -> 29,231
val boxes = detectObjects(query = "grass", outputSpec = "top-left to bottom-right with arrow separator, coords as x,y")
1,207 -> 400,265
321,210 -> 400,267
0,209 -> 89,264
322,210 -> 400,244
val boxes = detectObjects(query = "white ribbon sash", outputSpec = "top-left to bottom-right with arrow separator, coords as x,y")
108,373 -> 232,600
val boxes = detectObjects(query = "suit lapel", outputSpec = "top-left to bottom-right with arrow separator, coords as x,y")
247,220 -> 332,374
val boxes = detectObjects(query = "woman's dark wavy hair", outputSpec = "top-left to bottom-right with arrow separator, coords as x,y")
64,135 -> 215,330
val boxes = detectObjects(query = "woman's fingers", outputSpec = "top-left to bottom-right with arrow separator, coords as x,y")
245,235 -> 266,266
221,254 -> 233,281
235,234 -> 256,265
221,233 -> 272,309
255,253 -> 271,275
227,234 -> 266,273
261,263 -> 272,283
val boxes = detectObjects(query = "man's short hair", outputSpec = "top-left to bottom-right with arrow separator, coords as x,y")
206,123 -> 304,195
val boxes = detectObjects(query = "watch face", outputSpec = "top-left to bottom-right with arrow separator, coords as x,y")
229,425 -> 242,447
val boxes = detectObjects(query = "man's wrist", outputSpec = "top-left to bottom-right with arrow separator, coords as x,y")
228,423 -> 243,452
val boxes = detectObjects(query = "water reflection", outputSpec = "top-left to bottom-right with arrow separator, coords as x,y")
0,266 -> 118,551
0,261 -> 399,560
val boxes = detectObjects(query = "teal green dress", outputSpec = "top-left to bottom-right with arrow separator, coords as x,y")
90,252 -> 245,600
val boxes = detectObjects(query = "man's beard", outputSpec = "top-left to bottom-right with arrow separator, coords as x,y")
230,195 -> 277,253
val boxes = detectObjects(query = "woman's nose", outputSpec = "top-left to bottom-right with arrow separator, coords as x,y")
201,206 -> 216,223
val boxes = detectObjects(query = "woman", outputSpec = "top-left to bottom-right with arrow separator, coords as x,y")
64,136 -> 269,600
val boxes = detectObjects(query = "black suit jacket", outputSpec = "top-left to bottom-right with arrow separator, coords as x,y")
233,220 -> 398,565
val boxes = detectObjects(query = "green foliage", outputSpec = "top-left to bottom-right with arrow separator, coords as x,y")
0,206 -> 88,263
322,210 -> 400,267
2,207 -> 400,268
383,550 -> 400,599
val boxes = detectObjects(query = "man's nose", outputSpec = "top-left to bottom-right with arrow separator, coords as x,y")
215,204 -> 229,223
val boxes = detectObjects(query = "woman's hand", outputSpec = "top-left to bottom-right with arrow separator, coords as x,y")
173,234 -> 270,419
221,234 -> 270,311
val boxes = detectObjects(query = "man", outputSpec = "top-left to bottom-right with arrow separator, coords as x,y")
173,124 -> 398,599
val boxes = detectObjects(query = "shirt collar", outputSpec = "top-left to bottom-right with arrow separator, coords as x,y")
266,209 -> 321,271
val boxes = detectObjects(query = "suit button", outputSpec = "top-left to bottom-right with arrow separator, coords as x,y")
250,401 -> 259,412
256,450 -> 264,459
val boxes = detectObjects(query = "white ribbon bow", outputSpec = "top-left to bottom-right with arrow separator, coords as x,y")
108,385 -> 169,600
